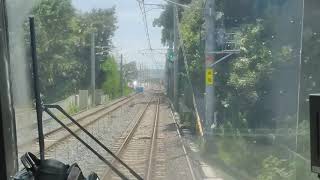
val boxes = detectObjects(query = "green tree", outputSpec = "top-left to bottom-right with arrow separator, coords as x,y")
32,0 -> 83,102
296,0 -> 320,158
153,4 -> 174,46
101,56 -> 120,99
153,0 -> 191,46
31,0 -> 117,102
78,8 -> 117,89
123,61 -> 138,82
180,0 -> 204,88
216,21 -> 294,129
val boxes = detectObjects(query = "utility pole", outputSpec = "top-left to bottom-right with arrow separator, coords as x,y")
165,53 -> 169,94
144,65 -> 146,86
146,65 -> 148,88
140,63 -> 142,87
29,17 -> 45,160
205,0 -> 215,133
91,32 -> 96,106
120,54 -> 123,96
167,25 -> 174,100
173,3 -> 179,109
142,64 -> 144,85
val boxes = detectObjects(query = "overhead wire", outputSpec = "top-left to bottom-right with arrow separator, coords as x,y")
146,7 -> 164,13
138,0 -> 152,50
136,0 -> 165,69
162,0 -> 190,8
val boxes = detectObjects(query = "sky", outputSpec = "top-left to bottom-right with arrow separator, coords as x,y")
72,0 -> 166,69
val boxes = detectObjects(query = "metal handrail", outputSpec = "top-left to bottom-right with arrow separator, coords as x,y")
43,104 -> 143,180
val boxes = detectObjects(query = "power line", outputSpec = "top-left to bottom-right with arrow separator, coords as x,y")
137,0 -> 152,50
162,0 -> 190,8
144,3 -> 165,7
139,48 -> 167,55
136,0 -> 165,69
145,7 -> 164,13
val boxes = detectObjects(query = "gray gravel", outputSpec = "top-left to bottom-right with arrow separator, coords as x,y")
158,97 -> 195,180
17,93 -> 197,180
44,94 -> 150,177
16,96 -> 131,153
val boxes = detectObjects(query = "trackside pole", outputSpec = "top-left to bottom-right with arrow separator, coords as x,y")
29,16 -> 45,160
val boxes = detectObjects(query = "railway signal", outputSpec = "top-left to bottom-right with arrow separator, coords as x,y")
167,48 -> 174,62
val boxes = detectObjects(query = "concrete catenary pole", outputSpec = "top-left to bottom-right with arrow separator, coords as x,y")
120,54 -> 123,96
140,63 -> 142,86
91,32 -> 96,106
204,0 -> 215,133
173,2 -> 179,109
166,45 -> 172,96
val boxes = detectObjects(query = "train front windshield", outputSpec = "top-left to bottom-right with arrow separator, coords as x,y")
3,0 -> 320,179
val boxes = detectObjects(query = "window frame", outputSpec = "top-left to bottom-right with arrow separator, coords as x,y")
0,0 -> 19,179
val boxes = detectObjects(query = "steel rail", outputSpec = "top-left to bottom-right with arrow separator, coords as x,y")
43,107 -> 129,180
102,97 -> 154,180
170,107 -> 196,180
18,94 -> 137,150
43,95 -> 137,152
44,94 -> 137,138
145,97 -> 160,180
45,104 -> 142,180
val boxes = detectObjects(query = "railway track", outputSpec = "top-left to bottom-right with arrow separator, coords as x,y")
18,94 -> 138,155
42,94 -> 138,152
102,97 -> 161,180
18,92 -> 196,179
43,94 -> 137,138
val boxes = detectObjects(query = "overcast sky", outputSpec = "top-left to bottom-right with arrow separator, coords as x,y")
72,0 -> 166,69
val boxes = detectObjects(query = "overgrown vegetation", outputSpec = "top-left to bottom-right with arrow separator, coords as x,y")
101,55 -> 135,99
31,0 -> 117,103
155,0 -> 316,179
67,102 -> 80,115
101,56 -> 120,99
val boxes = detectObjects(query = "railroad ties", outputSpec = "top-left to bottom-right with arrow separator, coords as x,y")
102,97 -> 161,180
18,91 -> 196,180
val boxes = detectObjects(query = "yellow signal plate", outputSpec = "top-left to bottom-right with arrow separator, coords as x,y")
206,69 -> 214,85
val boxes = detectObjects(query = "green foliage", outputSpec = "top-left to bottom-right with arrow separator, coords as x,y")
101,56 -> 134,99
78,8 -> 117,88
180,0 -> 204,88
123,61 -> 138,82
217,137 -> 248,166
227,22 -> 273,109
101,56 -> 120,99
299,7 -> 320,123
124,86 -> 133,96
153,4 -> 174,46
216,20 -> 294,129
67,102 -> 80,115
153,0 -> 192,46
210,127 -> 299,180
257,156 -> 294,180
156,1 -> 313,179
31,0 -> 117,103
32,0 -> 80,102
205,19 -> 299,180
